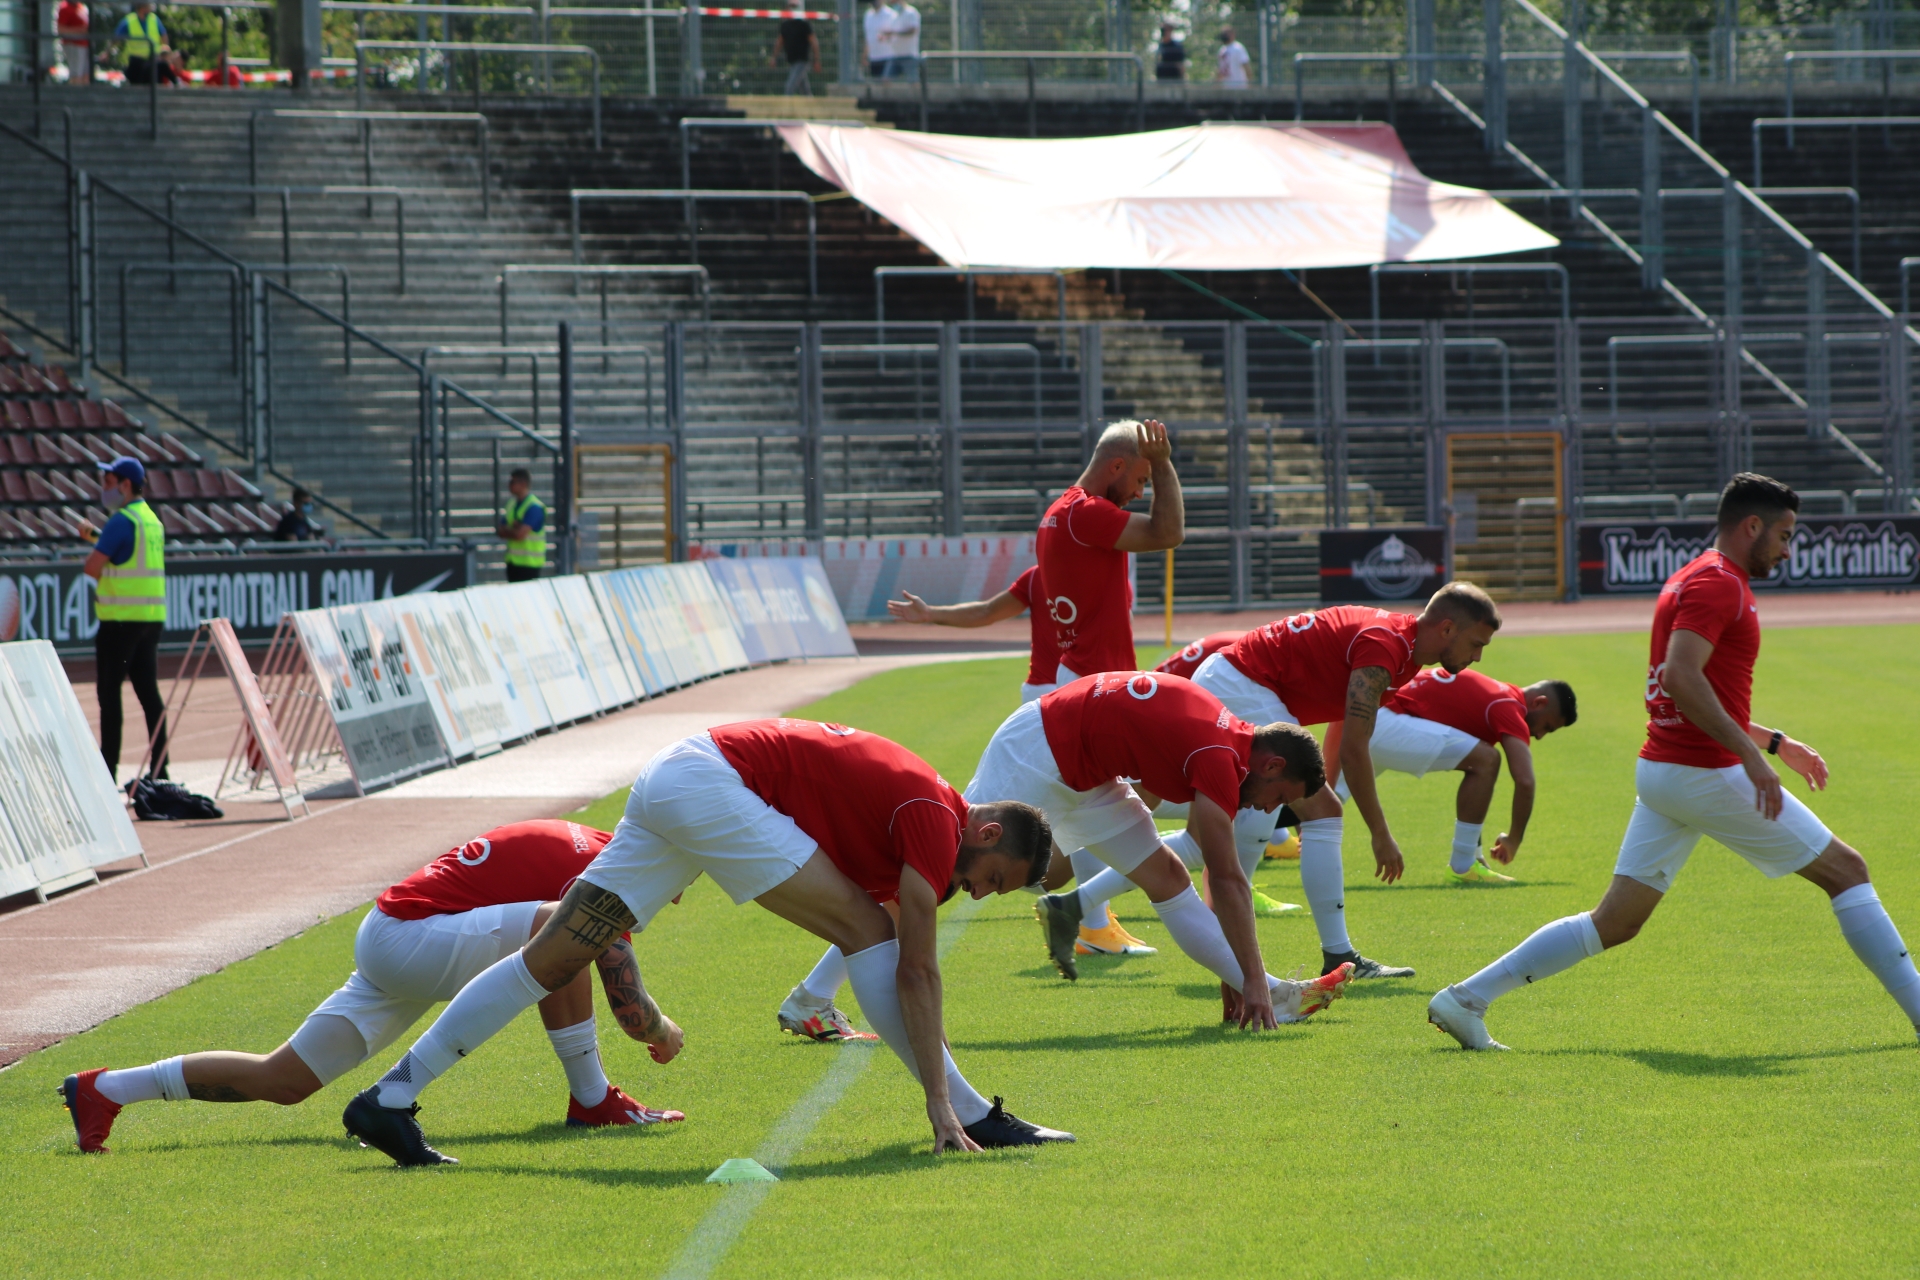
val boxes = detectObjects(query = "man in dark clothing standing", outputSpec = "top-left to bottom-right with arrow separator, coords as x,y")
772,17 -> 820,96
1155,22 -> 1187,81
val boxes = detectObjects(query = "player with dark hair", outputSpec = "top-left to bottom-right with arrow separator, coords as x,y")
1429,474 -> 1920,1050
1326,671 -> 1577,884
343,721 -> 1071,1164
984,670 -> 1353,1022
60,821 -> 682,1153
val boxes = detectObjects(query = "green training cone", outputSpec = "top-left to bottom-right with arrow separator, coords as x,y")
706,1158 -> 778,1184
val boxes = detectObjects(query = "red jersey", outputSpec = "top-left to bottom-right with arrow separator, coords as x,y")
1037,486 -> 1135,679
1385,667 -> 1529,743
1006,565 -> 1052,687
376,820 -> 610,921
1038,672 -> 1251,816
1155,631 -> 1246,681
1221,606 -> 1423,726
710,719 -> 967,904
1641,550 -> 1759,769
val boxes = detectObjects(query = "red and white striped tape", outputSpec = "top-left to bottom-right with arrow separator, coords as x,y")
698,7 -> 838,18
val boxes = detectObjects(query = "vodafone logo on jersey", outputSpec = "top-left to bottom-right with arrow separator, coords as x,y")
1126,674 -> 1159,700
821,723 -> 858,736
1179,639 -> 1204,662
1048,595 -> 1079,626
1284,611 -> 1317,634
455,837 -> 492,867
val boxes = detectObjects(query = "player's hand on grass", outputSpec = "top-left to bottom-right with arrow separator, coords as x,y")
1778,737 -> 1828,791
646,1015 -> 684,1064
1235,985 -> 1278,1030
1221,980 -> 1241,1024
1744,753 -> 1786,820
886,591 -> 933,624
1372,831 -> 1405,883
930,1102 -> 983,1154
1490,833 -> 1520,865
1136,418 -> 1172,466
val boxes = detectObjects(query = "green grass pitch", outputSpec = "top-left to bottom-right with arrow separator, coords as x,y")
6,628 -> 1920,1277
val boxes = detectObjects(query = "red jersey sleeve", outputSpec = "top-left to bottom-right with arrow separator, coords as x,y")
1185,745 -> 1244,816
1008,565 -> 1036,608
1486,695 -> 1531,742
1668,570 -> 1745,647
1347,626 -> 1411,677
889,796 -> 964,902
1065,493 -> 1131,549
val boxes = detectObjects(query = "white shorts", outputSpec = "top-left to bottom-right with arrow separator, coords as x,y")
1019,680 -> 1058,704
1332,708 -> 1481,800
1613,758 -> 1833,894
290,899 -> 542,1084
1055,662 -> 1084,686
1191,651 -> 1295,728
965,699 -> 1162,873
581,732 -> 817,928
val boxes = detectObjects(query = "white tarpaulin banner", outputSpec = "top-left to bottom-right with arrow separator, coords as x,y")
454,586 -> 556,734
380,595 -> 518,759
288,608 -> 448,792
546,575 -> 638,712
775,122 -> 1558,270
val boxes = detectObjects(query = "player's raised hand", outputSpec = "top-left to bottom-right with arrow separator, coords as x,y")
1489,833 -> 1521,865
1778,736 -> 1829,791
1372,831 -> 1405,883
646,1014 -> 684,1064
930,1101 -> 983,1154
1135,418 -> 1172,465
886,591 -> 934,624
1744,754 -> 1785,820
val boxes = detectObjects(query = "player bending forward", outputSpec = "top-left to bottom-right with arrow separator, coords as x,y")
1327,668 -> 1577,884
344,719 -> 1072,1165
60,821 -> 683,1154
1430,474 -> 1920,1050
989,671 -> 1351,1022
1077,585 -> 1501,979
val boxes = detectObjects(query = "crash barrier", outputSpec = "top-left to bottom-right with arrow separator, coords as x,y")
0,640 -> 146,901
692,536 -> 1054,624
278,555 -> 853,794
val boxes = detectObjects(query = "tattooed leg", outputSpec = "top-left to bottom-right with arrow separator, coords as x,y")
180,1045 -> 329,1106
523,880 -> 639,990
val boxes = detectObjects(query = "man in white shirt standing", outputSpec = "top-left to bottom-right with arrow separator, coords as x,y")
884,0 -> 921,79
864,0 -> 893,80
1216,26 -> 1251,87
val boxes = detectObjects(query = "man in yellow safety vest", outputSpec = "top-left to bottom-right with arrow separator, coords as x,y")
114,1 -> 169,85
496,467 -> 547,582
77,456 -> 170,782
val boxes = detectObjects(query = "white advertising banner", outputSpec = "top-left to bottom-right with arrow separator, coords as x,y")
481,583 -> 601,726
778,122 -> 1559,271
658,563 -> 751,678
545,575 -> 637,712
292,607 -> 450,792
585,574 -> 659,700
380,595 -> 520,758
452,586 -> 555,734
0,640 -> 144,894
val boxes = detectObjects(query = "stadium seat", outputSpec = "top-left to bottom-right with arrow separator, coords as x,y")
0,401 -> 28,430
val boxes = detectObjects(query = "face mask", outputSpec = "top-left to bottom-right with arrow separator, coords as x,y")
299,503 -> 314,517
101,486 -> 126,511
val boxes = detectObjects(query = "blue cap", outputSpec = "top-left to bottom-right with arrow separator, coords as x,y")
98,455 -> 146,486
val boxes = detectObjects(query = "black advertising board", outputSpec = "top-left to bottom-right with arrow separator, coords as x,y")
0,550 -> 469,652
1578,517 -> 1920,594
1319,527 -> 1449,603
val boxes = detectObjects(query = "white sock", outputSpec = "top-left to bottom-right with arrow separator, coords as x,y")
1297,818 -> 1350,954
1450,821 -> 1484,875
800,946 -> 847,1002
843,939 -> 992,1126
1077,866 -> 1138,910
1455,912 -> 1604,1010
1831,885 -> 1920,1030
1234,807 -> 1285,877
1150,884 -> 1280,995
375,951 -> 549,1108
1070,849 -> 1112,929
546,1017 -> 608,1107
96,1056 -> 189,1106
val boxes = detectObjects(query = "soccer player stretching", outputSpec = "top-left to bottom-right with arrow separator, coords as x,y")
1429,474 -> 1920,1050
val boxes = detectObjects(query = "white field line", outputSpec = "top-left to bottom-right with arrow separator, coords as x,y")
660,895 -> 985,1280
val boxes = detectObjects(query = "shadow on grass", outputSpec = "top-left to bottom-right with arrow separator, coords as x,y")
957,1021 -> 1323,1053
461,1141 -> 974,1187
1345,880 -> 1572,894
135,1117 -> 685,1158
1532,1040 -> 1911,1078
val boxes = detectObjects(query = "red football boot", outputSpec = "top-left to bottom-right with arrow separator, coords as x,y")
566,1084 -> 685,1128
60,1069 -> 122,1153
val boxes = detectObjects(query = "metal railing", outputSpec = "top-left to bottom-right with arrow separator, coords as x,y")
1753,117 -> 1920,179
676,117 -> 869,191
916,51 -> 1146,135
249,109 -> 491,218
568,189 -> 817,297
167,184 -> 408,292
1370,262 -> 1571,327
352,41 -> 601,148
497,264 -> 711,352
1784,50 -> 1920,121
875,267 -> 1070,362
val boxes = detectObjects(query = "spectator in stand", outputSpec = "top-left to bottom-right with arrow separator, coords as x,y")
1154,22 -> 1186,81
771,15 -> 820,96
273,487 -> 325,542
157,46 -> 187,86
205,50 -> 244,87
1216,26 -> 1250,87
864,0 -> 893,80
115,1 -> 168,86
497,467 -> 547,582
883,0 -> 920,80
56,0 -> 90,86
76,457 -> 170,784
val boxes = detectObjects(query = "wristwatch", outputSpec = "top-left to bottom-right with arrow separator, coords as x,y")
1767,730 -> 1783,755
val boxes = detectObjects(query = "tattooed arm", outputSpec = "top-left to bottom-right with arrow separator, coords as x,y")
1341,665 -> 1404,884
595,938 -> 683,1063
